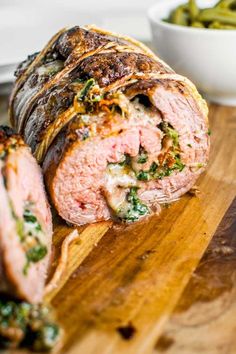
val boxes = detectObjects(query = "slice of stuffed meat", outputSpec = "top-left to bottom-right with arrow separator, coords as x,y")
0,126 -> 52,303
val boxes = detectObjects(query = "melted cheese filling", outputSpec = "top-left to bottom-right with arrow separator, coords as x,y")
103,163 -> 137,212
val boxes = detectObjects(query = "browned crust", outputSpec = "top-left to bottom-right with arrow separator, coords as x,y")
78,52 -> 170,87
0,126 -> 25,155
10,26 -> 172,137
10,25 -> 208,168
56,26 -> 112,60
9,28 -> 67,128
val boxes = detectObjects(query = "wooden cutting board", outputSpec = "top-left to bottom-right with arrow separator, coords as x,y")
154,198 -> 236,354
0,94 -> 236,354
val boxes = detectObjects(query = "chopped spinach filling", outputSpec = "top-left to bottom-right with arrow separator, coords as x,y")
163,123 -> 179,147
104,123 -> 185,222
12,207 -> 48,275
118,154 -> 132,167
32,323 -> 60,352
137,147 -> 148,164
0,298 -> 60,351
0,150 -> 6,161
136,170 -> 150,181
23,209 -> 42,228
25,244 -> 47,266
74,78 -> 104,119
77,78 -> 96,101
136,124 -> 185,181
76,78 -> 104,103
117,187 -> 149,222
22,209 -> 47,275
136,155 -> 185,181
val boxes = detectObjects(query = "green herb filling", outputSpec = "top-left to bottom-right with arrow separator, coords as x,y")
0,299 -> 59,351
118,187 -> 149,222
12,207 -> 48,275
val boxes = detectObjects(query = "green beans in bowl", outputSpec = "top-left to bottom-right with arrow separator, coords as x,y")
166,0 -> 236,29
148,0 -> 236,106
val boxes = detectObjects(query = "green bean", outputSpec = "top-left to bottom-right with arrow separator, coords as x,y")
215,0 -> 236,9
209,20 -> 224,28
220,24 -> 236,30
191,21 -> 205,28
209,20 -> 221,28
170,5 -> 189,26
198,8 -> 236,25
209,20 -> 236,28
165,1 -> 236,29
188,0 -> 200,20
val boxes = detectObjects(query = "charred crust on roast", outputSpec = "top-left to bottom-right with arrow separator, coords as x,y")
23,86 -> 75,151
11,26 -> 172,143
0,126 -> 25,159
15,33 -> 64,79
77,53 -> 167,87
14,52 -> 40,78
0,125 -> 22,145
56,26 -> 84,58
56,26 -> 109,59
14,44 -> 63,79
0,126 -> 16,138
56,26 -> 127,61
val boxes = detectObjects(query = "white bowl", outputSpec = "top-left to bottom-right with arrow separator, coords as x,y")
148,0 -> 236,106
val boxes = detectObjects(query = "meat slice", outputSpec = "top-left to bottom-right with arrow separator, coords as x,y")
42,79 -> 209,225
10,26 -> 210,226
0,126 -> 52,303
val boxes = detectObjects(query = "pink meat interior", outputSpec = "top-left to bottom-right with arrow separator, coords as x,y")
0,147 -> 52,303
46,85 -> 209,225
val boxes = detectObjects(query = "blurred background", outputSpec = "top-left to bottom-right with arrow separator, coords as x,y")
0,0 -> 157,84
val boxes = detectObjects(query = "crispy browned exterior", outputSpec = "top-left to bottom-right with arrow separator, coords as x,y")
9,25 -> 208,164
0,126 -> 25,155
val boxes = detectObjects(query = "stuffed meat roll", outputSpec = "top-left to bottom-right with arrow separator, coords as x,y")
9,26 -> 210,225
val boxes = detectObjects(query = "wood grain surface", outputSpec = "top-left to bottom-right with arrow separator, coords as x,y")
154,198 -> 236,354
0,90 -> 236,354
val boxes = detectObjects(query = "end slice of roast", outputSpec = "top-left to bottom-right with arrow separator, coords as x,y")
0,126 -> 52,303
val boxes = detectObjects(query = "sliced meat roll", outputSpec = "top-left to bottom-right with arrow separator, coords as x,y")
0,126 -> 52,303
10,25 -> 210,226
